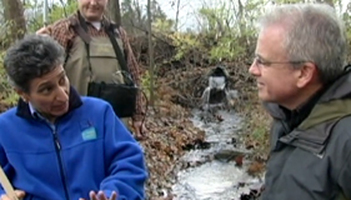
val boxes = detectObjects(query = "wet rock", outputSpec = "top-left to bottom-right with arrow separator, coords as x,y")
182,139 -> 211,151
231,137 -> 237,145
240,182 -> 265,200
215,113 -> 224,122
246,145 -> 255,150
228,137 -> 238,148
239,193 -> 257,200
181,150 -> 214,168
247,161 -> 265,176
238,182 -> 246,187
234,155 -> 244,167
213,149 -> 247,165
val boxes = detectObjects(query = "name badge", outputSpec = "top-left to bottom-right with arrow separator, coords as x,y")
81,127 -> 97,141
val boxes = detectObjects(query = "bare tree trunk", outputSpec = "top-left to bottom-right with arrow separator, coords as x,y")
147,0 -> 155,106
175,0 -> 181,31
107,0 -> 122,25
237,0 -> 244,37
1,0 -> 26,46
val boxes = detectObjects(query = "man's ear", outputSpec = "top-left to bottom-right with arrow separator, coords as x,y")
15,88 -> 29,103
296,62 -> 317,88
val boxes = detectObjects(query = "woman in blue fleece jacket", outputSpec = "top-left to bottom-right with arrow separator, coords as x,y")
0,34 -> 148,200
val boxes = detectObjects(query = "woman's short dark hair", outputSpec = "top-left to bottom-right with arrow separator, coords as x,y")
3,34 -> 65,92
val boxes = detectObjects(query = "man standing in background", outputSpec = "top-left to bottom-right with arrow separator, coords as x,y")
37,0 -> 146,139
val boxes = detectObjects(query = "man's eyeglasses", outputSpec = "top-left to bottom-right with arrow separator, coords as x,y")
253,57 -> 308,68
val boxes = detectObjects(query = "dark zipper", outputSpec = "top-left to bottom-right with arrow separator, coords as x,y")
52,126 -> 70,200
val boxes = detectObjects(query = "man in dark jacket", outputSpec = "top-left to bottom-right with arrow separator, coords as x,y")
249,3 -> 351,200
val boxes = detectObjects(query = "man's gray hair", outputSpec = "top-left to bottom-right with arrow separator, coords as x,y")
258,3 -> 347,84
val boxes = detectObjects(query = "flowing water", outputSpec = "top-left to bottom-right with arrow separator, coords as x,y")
172,89 -> 263,200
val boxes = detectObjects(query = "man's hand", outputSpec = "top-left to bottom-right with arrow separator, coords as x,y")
36,26 -> 51,36
79,190 -> 117,200
0,190 -> 25,200
132,120 -> 146,139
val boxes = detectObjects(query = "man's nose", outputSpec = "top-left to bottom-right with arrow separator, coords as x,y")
249,62 -> 261,76
89,0 -> 97,5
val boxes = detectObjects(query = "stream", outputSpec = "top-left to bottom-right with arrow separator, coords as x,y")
172,101 -> 264,200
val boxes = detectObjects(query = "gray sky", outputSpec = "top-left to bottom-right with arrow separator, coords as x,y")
139,0 -> 209,31
46,0 -> 350,32
44,0 -> 204,31
133,0 -> 351,31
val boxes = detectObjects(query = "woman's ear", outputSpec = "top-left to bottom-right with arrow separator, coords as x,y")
15,88 -> 29,103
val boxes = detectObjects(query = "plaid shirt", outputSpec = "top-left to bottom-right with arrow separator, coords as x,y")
46,12 -> 144,121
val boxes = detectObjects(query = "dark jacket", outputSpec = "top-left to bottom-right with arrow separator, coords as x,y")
261,70 -> 351,200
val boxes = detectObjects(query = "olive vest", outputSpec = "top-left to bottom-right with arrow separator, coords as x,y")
64,16 -> 126,96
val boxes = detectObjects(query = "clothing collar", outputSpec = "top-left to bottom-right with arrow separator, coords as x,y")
28,102 -> 43,120
262,85 -> 326,122
75,10 -> 111,29
28,102 -> 35,116
280,87 -> 326,129
16,86 -> 83,120
265,69 -> 351,120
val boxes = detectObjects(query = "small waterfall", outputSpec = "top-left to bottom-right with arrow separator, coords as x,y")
201,66 -> 232,111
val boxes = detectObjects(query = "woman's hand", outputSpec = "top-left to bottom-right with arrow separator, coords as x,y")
79,190 -> 117,200
0,190 -> 25,200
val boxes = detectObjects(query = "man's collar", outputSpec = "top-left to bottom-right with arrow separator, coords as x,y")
76,10 -> 109,27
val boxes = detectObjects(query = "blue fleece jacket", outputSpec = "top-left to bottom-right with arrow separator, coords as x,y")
0,95 -> 148,200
